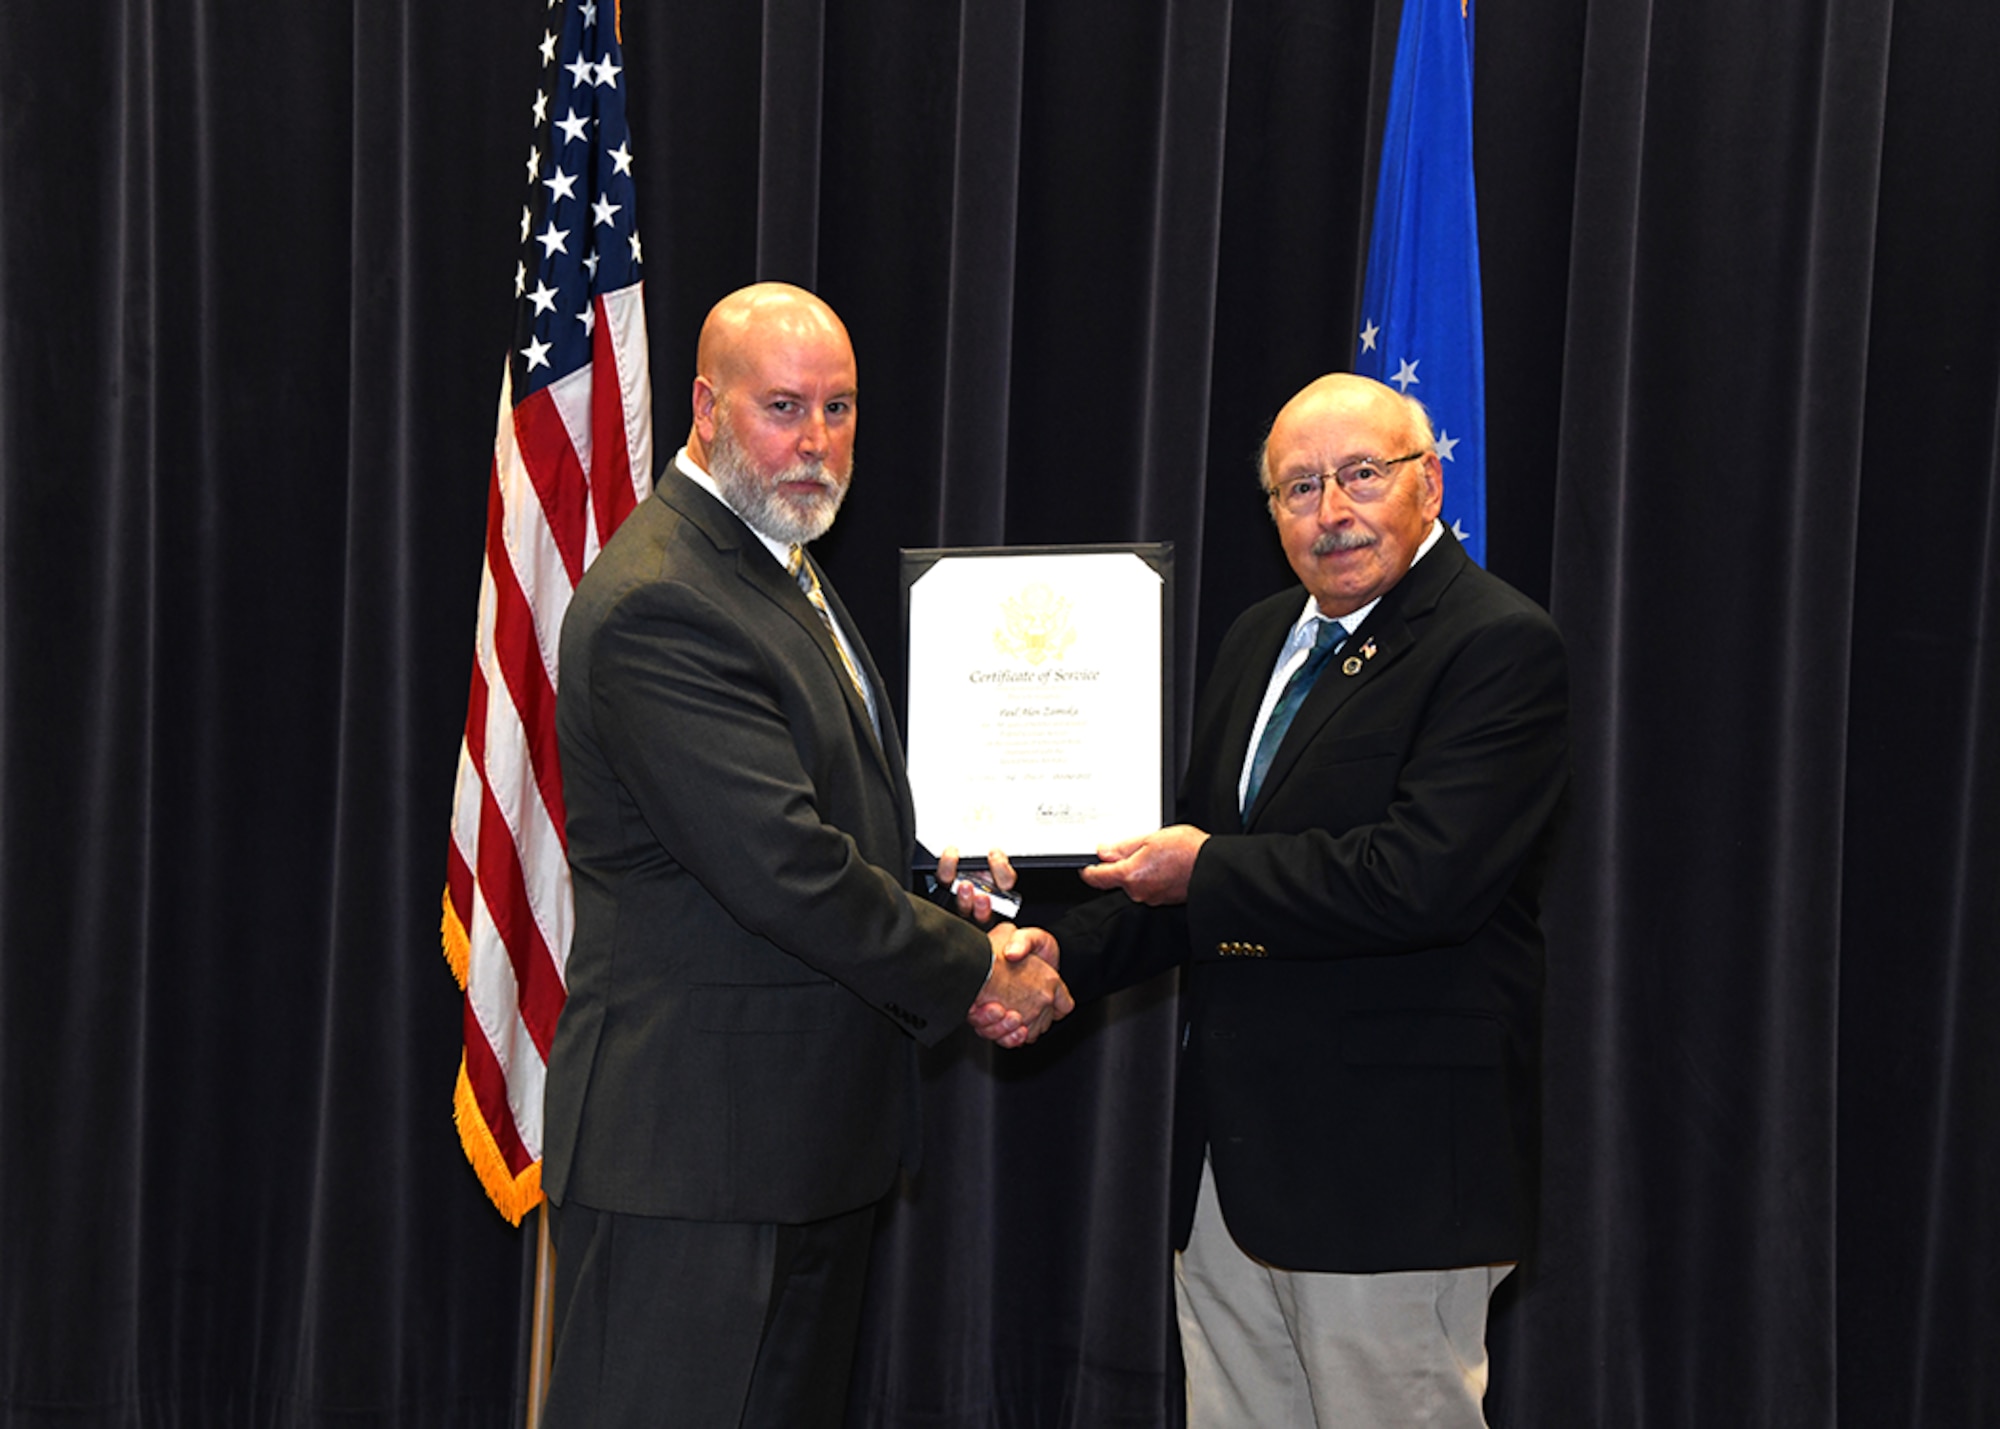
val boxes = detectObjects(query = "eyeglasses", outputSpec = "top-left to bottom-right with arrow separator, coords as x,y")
1264,452 -> 1426,513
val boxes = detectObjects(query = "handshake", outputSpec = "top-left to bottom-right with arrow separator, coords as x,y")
942,824 -> 1207,1048
940,847 -> 1073,1050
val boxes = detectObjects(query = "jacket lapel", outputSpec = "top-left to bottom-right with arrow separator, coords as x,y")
658,466 -> 898,788
1242,532 -> 1469,827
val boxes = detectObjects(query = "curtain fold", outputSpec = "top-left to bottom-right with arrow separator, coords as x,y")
1514,0 -> 1897,1415
1833,0 -> 2000,1417
3,0 -> 539,1422
933,1 -> 1026,545
757,0 -> 827,286
2,0 -> 1996,1425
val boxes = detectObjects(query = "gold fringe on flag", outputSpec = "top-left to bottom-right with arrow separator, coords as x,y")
441,887 -> 472,988
454,1053 -> 545,1225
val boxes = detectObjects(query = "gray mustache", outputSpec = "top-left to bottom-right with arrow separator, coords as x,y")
1311,529 -> 1379,555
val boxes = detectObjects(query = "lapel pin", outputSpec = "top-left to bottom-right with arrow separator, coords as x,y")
1341,655 -> 1363,676
1361,638 -> 1377,660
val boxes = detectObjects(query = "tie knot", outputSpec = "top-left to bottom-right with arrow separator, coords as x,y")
1294,618 -> 1347,681
1305,618 -> 1346,664
787,545 -> 805,578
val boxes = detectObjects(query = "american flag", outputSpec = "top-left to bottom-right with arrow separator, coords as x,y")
442,0 -> 651,1224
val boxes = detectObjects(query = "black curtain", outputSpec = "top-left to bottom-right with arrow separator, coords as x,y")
2,0 -> 1994,1425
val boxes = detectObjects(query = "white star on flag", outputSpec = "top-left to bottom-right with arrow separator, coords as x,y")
1391,358 -> 1421,391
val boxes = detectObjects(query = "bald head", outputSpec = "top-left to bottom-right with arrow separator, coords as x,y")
693,282 -> 853,400
686,283 -> 859,545
1260,374 -> 1434,489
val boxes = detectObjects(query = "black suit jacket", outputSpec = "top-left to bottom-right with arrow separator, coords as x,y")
541,462 -> 993,1225
1059,531 -> 1569,1273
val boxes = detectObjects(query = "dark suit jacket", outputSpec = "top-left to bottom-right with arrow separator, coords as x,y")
1059,530 -> 1569,1273
541,461 -> 993,1225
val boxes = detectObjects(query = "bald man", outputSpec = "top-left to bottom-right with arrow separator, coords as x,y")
540,283 -> 1068,1427
1051,375 -> 1570,1427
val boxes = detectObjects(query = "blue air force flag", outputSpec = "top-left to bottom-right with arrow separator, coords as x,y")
1354,0 -> 1487,565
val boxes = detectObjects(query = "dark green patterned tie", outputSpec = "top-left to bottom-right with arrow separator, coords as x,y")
1243,619 -> 1345,811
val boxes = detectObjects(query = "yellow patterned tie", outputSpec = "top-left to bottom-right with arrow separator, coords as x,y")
788,545 -> 870,707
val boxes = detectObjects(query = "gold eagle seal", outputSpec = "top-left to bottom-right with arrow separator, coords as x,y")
993,583 -> 1078,666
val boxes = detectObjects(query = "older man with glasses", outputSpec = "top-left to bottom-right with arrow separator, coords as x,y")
1051,371 -> 1571,1428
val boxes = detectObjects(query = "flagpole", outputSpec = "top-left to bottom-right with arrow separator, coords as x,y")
525,1205 -> 556,1429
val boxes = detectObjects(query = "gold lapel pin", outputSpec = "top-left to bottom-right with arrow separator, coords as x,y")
1342,655 -> 1363,676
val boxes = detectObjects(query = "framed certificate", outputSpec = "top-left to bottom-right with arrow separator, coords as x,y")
901,543 -> 1174,866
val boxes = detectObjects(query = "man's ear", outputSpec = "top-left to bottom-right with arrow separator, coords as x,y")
691,376 -> 719,443
1421,453 -> 1445,521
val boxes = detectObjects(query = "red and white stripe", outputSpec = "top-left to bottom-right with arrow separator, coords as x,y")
443,285 -> 651,1224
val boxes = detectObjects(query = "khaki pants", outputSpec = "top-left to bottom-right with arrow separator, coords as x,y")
1176,1156 -> 1512,1428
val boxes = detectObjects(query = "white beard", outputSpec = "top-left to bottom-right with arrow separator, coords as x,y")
707,418 -> 851,546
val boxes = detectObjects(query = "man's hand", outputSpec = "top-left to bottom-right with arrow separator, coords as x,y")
965,922 -> 1071,1048
1079,824 -> 1211,906
937,845 -> 1019,923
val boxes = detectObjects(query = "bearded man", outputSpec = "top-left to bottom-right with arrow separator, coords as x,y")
539,283 -> 1068,1428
